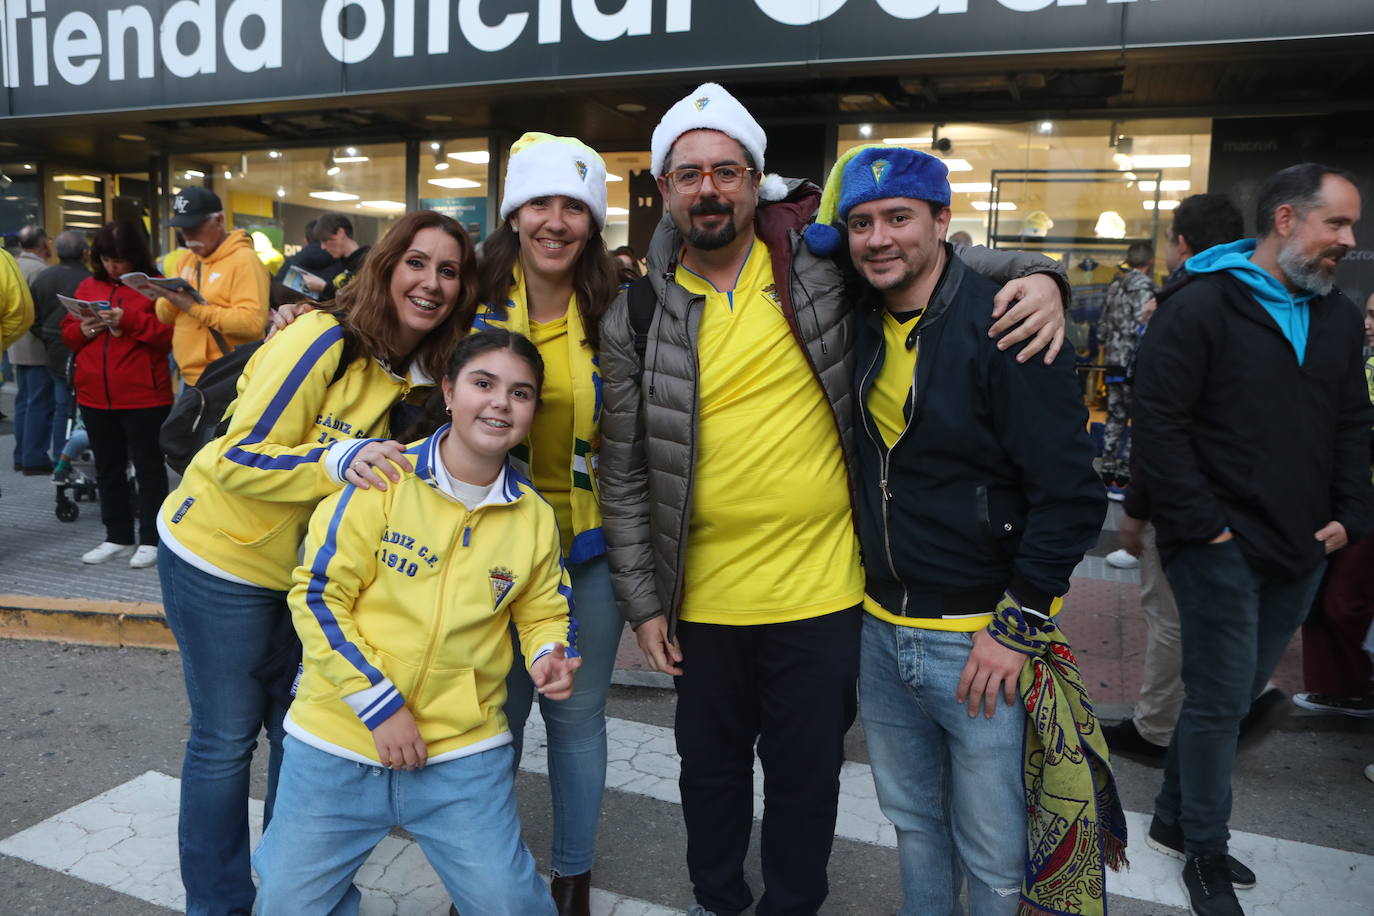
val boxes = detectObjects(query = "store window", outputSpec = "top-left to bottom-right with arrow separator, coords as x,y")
45,167 -> 110,238
837,118 -> 1211,258
0,161 -> 42,239
420,138 -> 493,241
169,142 -> 408,260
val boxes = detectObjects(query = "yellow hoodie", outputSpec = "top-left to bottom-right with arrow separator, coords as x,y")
158,310 -> 432,589
155,228 -> 270,384
0,249 -> 35,352
286,429 -> 577,764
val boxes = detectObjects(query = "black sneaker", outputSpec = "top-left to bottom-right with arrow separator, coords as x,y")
1102,718 -> 1166,768
1292,692 -> 1374,718
1238,686 -> 1290,752
1148,815 -> 1255,889
1180,853 -> 1244,915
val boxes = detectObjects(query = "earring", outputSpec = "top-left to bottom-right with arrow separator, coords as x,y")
444,404 -> 452,414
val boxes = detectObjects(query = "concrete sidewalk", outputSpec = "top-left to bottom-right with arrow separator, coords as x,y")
0,380 -> 1309,716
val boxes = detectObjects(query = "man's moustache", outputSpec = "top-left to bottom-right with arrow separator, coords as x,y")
690,201 -> 733,217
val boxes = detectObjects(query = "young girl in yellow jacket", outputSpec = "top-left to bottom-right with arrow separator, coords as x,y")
471,132 -> 620,915
253,329 -> 580,915
156,210 -> 476,915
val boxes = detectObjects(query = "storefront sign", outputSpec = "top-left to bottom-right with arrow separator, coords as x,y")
1,0 -> 1369,119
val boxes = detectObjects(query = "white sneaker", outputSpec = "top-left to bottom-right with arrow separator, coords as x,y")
82,541 -> 134,564
129,545 -> 158,568
1105,548 -> 1140,569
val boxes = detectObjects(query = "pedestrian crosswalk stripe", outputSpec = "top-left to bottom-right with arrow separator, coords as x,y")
0,770 -> 677,916
522,709 -> 1374,915
3,714 -> 1371,915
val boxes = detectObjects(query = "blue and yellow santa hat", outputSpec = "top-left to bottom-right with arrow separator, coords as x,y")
500,131 -> 608,228
804,145 -> 952,256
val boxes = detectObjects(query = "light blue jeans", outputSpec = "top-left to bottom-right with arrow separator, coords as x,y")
158,545 -> 288,916
860,614 -> 1026,916
254,737 -> 555,916
505,554 -> 622,875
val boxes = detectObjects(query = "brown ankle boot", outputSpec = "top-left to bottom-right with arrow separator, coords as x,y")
549,870 -> 591,916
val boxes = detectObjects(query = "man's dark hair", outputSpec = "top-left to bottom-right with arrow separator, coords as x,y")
314,212 -> 354,241
1125,242 -> 1153,269
1254,163 -> 1357,238
303,219 -> 318,243
1170,193 -> 1243,255
53,230 -> 87,260
17,224 -> 47,250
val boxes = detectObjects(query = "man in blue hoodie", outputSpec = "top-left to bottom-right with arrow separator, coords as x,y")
1133,163 -> 1374,916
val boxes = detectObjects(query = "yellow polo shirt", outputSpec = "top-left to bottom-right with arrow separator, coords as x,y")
528,314 -> 576,556
676,240 -> 863,625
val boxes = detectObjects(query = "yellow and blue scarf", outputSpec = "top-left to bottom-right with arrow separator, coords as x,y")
471,266 -> 605,565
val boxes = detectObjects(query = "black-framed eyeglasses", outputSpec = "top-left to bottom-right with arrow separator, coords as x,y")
663,166 -> 756,194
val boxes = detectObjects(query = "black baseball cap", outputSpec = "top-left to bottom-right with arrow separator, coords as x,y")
169,187 -> 223,228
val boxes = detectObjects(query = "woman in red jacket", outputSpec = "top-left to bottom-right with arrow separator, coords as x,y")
62,220 -> 175,569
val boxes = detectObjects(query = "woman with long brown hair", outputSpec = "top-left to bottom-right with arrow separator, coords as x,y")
471,132 -> 620,916
156,210 -> 477,916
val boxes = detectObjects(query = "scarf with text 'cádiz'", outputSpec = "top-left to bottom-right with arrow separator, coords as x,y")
989,594 -> 1128,916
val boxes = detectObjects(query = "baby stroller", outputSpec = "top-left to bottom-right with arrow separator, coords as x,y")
54,412 -> 100,523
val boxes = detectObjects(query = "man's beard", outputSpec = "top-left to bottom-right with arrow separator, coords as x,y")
1277,237 -> 1344,296
861,253 -> 920,292
685,200 -> 738,251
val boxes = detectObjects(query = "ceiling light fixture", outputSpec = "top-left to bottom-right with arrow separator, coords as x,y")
858,124 -> 873,138
425,114 -> 454,122
119,133 -> 146,142
427,177 -> 481,190
61,209 -> 102,217
268,150 -> 282,159
448,151 -> 490,165
616,102 -> 646,113
1038,120 -> 1054,133
605,173 -> 624,183
276,187 -> 286,198
971,201 -> 1017,211
59,194 -> 102,203
309,191 -> 361,201
882,136 -> 933,146
360,200 -> 407,211
1143,200 -> 1180,210
939,158 -> 973,172
183,169 -> 205,179
606,206 -> 630,216
950,182 -> 993,193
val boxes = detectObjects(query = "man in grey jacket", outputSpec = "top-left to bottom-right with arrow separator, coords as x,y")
598,83 -> 1070,916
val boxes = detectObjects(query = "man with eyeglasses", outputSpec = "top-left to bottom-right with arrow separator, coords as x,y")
598,83 -> 1071,916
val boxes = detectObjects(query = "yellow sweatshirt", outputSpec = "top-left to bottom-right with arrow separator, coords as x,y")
155,229 -> 270,384
158,310 -> 432,589
286,429 -> 577,764
0,249 -> 35,352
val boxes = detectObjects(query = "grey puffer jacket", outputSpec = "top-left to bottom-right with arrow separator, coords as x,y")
599,177 -> 1069,634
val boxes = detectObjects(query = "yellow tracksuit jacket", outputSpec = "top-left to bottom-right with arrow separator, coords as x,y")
286,429 -> 578,763
158,310 -> 431,589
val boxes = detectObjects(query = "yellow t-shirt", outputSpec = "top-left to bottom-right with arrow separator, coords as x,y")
675,240 -> 864,625
528,314 -> 576,556
868,309 -> 923,450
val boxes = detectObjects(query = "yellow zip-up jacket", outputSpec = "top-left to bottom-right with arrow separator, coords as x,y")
158,310 -> 431,589
286,429 -> 578,763
155,229 -> 269,385
1,249 -> 35,352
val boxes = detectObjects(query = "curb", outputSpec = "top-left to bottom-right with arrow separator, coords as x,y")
0,594 -> 175,650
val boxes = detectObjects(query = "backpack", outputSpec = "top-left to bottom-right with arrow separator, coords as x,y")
159,329 -> 346,475
627,274 -> 656,386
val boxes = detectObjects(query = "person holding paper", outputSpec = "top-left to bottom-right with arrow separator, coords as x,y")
154,187 -> 270,384
60,221 -> 174,568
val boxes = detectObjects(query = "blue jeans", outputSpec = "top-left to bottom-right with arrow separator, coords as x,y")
14,364 -> 55,468
50,377 -> 71,463
158,545 -> 289,916
1155,541 -> 1325,854
254,737 -> 556,916
505,554 -> 622,875
860,614 -> 1025,916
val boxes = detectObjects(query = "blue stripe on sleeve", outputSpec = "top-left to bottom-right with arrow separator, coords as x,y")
303,487 -> 388,684
224,324 -> 345,470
